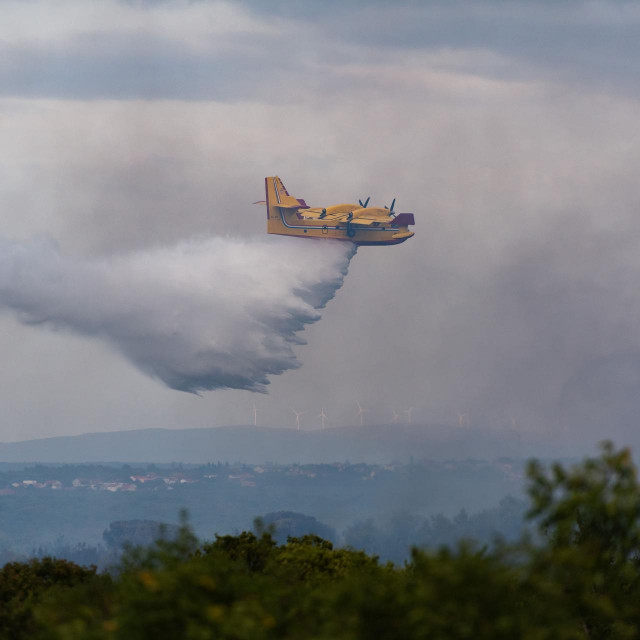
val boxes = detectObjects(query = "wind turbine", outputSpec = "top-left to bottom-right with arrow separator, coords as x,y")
356,401 -> 368,426
391,407 -> 401,424
252,403 -> 258,427
318,408 -> 328,429
291,408 -> 307,431
404,407 -> 414,424
457,412 -> 469,427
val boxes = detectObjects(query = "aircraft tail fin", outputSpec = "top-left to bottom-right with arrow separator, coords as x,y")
265,176 -> 304,234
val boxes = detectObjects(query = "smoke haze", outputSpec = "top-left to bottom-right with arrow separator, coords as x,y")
0,235 -> 355,393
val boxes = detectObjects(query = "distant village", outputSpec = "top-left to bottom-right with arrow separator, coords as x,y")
0,459 -> 523,495
0,458 -> 528,566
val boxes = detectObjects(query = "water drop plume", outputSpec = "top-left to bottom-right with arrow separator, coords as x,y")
0,235 -> 356,393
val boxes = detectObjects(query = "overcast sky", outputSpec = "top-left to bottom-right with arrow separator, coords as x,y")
1,0 -> 640,452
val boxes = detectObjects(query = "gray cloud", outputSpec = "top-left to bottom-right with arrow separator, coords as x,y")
0,234 -> 355,393
2,1 -> 640,101
0,33 -> 290,101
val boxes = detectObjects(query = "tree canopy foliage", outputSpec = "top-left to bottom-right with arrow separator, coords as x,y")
3,442 -> 640,639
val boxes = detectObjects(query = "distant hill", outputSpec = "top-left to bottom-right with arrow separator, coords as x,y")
0,424 -> 569,464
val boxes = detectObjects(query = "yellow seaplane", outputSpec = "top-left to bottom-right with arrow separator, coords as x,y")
256,176 -> 415,246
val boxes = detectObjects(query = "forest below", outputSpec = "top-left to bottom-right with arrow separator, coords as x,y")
1,442 -> 638,639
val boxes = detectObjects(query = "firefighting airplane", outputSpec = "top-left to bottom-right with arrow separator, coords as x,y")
256,176 -> 415,245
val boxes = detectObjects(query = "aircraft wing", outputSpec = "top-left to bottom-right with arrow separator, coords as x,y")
349,218 -> 385,227
332,210 -> 393,226
351,215 -> 391,226
301,205 -> 404,228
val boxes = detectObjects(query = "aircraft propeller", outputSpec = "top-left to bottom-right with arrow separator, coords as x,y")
358,197 -> 370,208
384,198 -> 396,216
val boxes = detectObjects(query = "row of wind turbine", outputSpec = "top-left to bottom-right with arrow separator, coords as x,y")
251,402 -> 416,429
